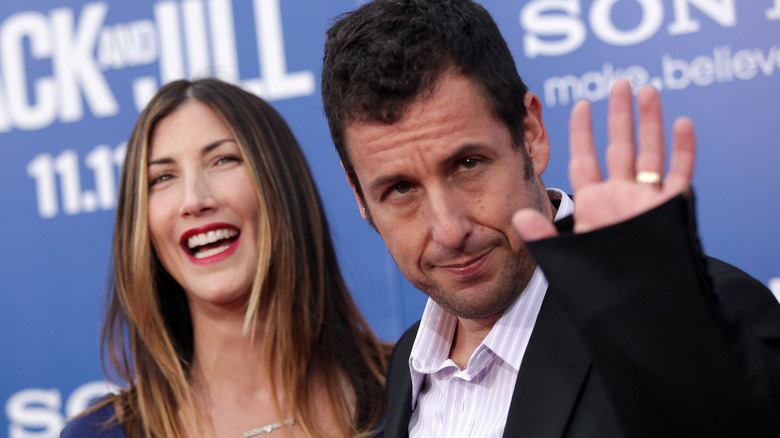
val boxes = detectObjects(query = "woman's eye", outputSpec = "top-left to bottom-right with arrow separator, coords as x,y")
149,174 -> 172,187
215,154 -> 241,166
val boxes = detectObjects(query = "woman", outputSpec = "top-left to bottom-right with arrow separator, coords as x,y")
61,78 -> 389,437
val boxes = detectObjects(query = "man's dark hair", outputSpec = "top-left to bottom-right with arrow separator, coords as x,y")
322,0 -> 530,203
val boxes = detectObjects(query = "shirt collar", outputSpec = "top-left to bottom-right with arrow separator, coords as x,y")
548,188 -> 574,219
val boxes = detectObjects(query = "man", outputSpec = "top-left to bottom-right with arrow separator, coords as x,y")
321,1 -> 780,436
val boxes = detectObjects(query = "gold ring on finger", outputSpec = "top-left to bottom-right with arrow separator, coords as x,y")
636,171 -> 662,184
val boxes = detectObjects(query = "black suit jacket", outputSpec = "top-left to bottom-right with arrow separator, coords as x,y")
383,196 -> 780,437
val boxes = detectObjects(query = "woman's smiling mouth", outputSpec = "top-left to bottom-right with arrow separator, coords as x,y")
180,224 -> 241,263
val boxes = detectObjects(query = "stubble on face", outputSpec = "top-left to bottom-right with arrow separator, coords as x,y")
407,184 -> 546,321
422,251 -> 536,320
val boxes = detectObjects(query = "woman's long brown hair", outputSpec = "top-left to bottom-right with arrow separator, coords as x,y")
99,78 -> 388,437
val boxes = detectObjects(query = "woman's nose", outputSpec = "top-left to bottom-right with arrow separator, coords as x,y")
179,173 -> 217,217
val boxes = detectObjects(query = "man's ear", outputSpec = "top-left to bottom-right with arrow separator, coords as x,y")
522,92 -> 551,176
341,161 -> 368,220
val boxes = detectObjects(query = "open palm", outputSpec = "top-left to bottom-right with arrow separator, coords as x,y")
514,79 -> 696,239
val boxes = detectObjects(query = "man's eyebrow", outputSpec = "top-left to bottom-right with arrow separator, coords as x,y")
147,139 -> 236,166
440,143 -> 484,167
366,143 -> 486,194
368,172 -> 409,194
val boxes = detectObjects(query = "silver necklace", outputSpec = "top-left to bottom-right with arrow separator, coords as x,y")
200,386 -> 295,436
242,419 -> 295,437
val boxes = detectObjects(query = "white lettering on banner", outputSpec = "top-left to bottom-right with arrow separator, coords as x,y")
51,3 -> 119,123
63,381 -> 120,419
182,0 -> 210,78
243,0 -> 315,100
520,0 -> 746,58
521,0 -> 587,58
135,0 -> 314,110
5,381 -> 118,438
663,46 -> 780,88
769,0 -> 780,20
0,0 -> 313,132
590,0 -> 663,46
6,388 -> 62,438
668,0 -> 736,35
544,63 -> 650,107
98,20 -> 157,69
26,143 -> 126,218
209,0 -> 240,83
4,0 -> 314,219
0,3 -> 117,131
0,11 -> 57,131
154,1 -> 185,84
543,43 -> 780,107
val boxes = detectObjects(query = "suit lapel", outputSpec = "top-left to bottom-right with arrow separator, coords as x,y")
385,292 -> 590,438
502,291 -> 591,438
383,323 -> 418,438
384,370 -> 413,438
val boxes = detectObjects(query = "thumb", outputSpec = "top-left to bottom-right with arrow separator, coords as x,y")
513,209 -> 558,241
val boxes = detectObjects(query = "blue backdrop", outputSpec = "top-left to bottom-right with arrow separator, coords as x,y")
2,1 -> 778,436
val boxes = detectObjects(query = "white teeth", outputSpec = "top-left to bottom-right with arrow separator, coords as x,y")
187,228 -> 238,249
194,243 -> 231,259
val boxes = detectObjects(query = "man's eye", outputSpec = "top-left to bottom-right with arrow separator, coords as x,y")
383,182 -> 413,200
393,182 -> 412,194
459,158 -> 480,170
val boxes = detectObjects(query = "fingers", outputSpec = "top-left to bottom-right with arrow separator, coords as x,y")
513,209 -> 558,241
636,86 -> 665,183
562,80 -> 696,236
664,117 -> 695,195
605,79 -> 636,181
569,99 -> 602,192
568,78 -> 695,198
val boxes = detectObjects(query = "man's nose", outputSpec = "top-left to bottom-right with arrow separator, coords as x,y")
428,188 -> 472,249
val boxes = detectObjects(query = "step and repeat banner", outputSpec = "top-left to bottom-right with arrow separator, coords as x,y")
2,1 -> 778,436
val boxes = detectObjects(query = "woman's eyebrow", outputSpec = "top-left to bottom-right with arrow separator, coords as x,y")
147,139 -> 236,166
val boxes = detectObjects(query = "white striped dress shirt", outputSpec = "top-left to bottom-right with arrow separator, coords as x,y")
407,189 -> 574,438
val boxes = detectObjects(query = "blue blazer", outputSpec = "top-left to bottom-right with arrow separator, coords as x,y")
61,401 -> 125,437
